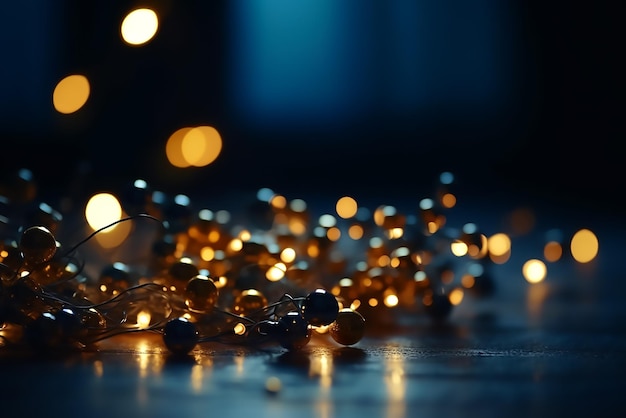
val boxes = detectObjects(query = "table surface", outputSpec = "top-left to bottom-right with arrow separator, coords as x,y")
1,196 -> 625,418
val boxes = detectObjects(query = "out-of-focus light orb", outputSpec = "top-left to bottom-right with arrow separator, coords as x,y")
266,263 -> 286,282
166,127 -> 192,167
488,233 -> 511,256
348,224 -> 364,240
166,126 -> 223,168
85,193 -> 123,231
53,74 -> 90,114
121,8 -> 159,46
450,240 -> 468,257
182,126 -> 223,167
570,229 -> 599,263
449,288 -> 464,305
522,259 -> 547,284
544,241 -> 563,262
336,196 -> 358,219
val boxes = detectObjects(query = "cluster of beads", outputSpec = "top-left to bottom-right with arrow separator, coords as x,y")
0,168 -> 493,355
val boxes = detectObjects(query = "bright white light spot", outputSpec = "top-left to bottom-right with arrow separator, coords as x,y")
121,8 -> 159,46
523,259 -> 547,284
85,193 -> 123,231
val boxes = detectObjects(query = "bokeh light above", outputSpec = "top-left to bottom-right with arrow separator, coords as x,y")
121,8 -> 159,46
53,74 -> 90,114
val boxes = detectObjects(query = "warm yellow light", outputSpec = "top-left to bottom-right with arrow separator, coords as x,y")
336,196 -> 358,219
523,259 -> 547,283
121,8 -> 159,46
233,322 -> 246,335
136,310 -> 151,329
181,126 -> 223,167
384,294 -> 399,307
166,127 -> 192,168
348,224 -> 364,240
229,238 -> 243,252
270,195 -> 287,209
570,229 -> 599,263
544,241 -> 563,262
266,263 -> 286,282
280,248 -> 296,263
450,240 -> 468,257
85,193 -> 123,231
441,193 -> 456,208
488,233 -> 511,256
94,213 -> 132,249
449,288 -> 464,305
200,246 -> 215,261
326,227 -> 341,241
53,74 -> 90,114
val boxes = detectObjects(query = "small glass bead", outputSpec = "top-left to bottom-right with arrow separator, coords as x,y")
302,288 -> 339,327
233,289 -> 268,316
275,311 -> 311,350
184,274 -> 218,313
162,317 -> 199,355
19,225 -> 57,267
329,308 -> 365,346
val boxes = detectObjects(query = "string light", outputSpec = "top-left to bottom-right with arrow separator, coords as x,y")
0,170 -> 599,357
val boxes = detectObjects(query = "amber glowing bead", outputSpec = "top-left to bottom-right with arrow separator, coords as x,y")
19,225 -> 57,267
233,289 -> 268,316
162,317 -> 199,355
184,274 -> 219,313
302,288 -> 339,327
329,308 -> 366,346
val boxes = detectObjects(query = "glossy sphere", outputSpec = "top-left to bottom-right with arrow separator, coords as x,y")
329,308 -> 366,346
184,275 -> 218,313
276,311 -> 311,350
24,312 -> 65,349
168,260 -> 200,282
302,288 -> 339,327
233,289 -> 268,316
19,225 -> 57,267
54,307 -> 84,339
162,317 -> 199,355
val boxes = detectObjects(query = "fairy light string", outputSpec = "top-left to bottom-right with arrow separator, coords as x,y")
0,170 -> 598,356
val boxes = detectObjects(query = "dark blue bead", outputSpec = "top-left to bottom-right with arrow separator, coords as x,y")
24,312 -> 65,349
275,311 -> 310,350
162,317 -> 199,355
302,288 -> 339,327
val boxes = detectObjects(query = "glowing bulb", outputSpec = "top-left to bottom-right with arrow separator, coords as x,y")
53,74 -> 90,114
488,233 -> 511,256
570,229 -> 599,263
234,323 -> 246,335
523,259 -> 547,284
136,310 -> 151,329
266,263 -> 286,282
121,8 -> 159,46
85,193 -> 123,231
336,196 -> 358,219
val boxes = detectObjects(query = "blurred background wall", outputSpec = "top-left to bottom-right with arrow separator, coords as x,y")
0,0 -> 622,212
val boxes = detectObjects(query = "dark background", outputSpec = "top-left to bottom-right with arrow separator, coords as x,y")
0,0 -> 623,214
